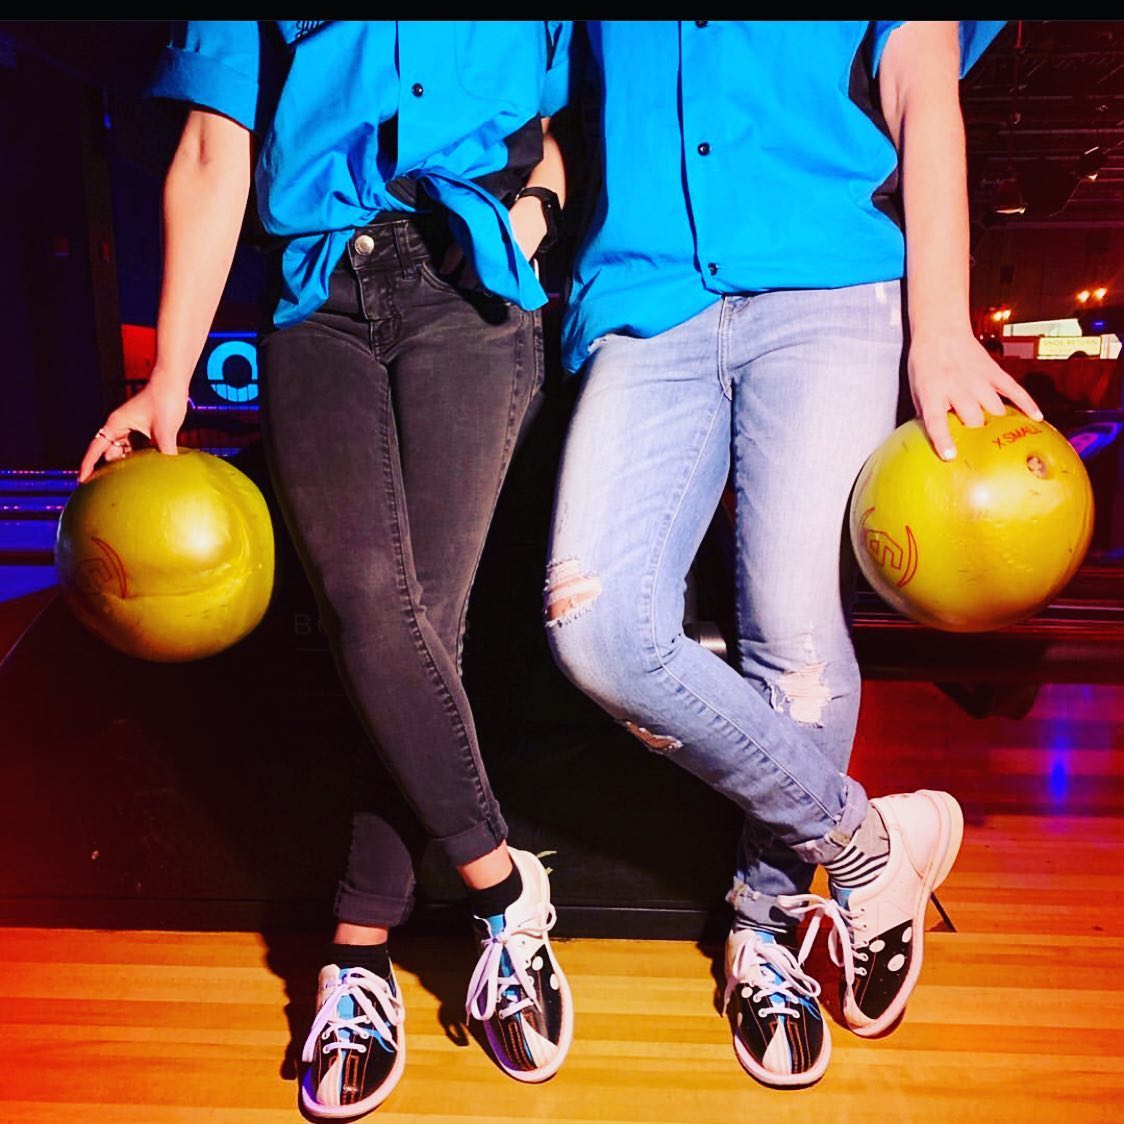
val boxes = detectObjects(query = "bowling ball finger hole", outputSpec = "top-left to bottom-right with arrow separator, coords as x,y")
1026,455 -> 1047,479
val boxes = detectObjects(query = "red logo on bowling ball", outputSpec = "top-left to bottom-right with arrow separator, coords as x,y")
73,536 -> 129,599
858,508 -> 918,589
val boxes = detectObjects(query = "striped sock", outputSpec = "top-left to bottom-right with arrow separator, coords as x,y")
824,807 -> 890,905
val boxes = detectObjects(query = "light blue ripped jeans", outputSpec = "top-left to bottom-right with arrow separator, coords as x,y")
546,282 -> 903,931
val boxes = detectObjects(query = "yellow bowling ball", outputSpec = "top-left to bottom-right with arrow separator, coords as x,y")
56,449 -> 275,661
850,407 -> 1093,632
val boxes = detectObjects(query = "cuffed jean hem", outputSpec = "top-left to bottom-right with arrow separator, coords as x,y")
726,777 -> 870,930
438,813 -> 509,870
335,887 -> 416,930
788,774 -> 869,866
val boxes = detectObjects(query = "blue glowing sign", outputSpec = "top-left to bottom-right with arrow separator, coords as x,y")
190,333 -> 258,407
206,340 -> 258,403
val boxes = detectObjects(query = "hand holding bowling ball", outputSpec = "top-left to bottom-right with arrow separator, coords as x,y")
56,449 -> 275,661
850,407 -> 1093,632
906,333 -> 1043,462
79,380 -> 189,482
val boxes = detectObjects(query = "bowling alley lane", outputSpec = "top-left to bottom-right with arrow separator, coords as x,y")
1,679 -> 1123,1120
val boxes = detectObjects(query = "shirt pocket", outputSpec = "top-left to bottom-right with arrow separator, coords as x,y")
453,21 -> 543,111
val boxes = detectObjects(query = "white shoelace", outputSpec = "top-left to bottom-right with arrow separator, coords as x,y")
723,930 -> 822,1019
777,892 -> 865,984
465,903 -> 557,1021
301,967 -> 404,1062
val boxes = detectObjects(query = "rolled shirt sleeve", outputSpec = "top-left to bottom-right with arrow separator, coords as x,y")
148,20 -> 262,132
957,21 -> 1005,76
871,20 -> 1005,77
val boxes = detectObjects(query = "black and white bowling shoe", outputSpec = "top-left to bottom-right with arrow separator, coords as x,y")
830,790 -> 964,1036
465,847 -> 573,1082
300,963 -> 405,1118
724,927 -> 830,1087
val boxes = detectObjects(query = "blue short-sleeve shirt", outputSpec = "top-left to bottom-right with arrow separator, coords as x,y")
561,20 -> 1002,373
150,20 -> 573,326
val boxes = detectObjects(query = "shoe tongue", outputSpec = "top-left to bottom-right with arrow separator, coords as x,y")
336,991 -> 357,1043
747,930 -> 788,1003
481,912 -> 507,938
477,913 -> 525,1006
832,884 -> 853,910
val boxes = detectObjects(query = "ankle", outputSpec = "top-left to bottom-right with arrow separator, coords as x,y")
328,940 -> 393,980
824,806 -> 890,893
466,860 -> 523,921
333,922 -> 390,946
458,843 -> 514,891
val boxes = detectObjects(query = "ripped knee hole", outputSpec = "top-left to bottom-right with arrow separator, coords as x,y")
545,558 -> 602,624
622,721 -> 683,753
772,662 -> 831,727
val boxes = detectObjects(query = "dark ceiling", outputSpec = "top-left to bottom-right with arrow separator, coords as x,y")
963,20 -> 1124,228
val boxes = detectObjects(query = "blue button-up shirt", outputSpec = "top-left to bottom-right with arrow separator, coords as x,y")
150,21 -> 572,326
562,20 -> 1002,373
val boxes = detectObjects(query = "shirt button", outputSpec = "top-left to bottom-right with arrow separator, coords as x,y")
698,142 -> 711,156
708,262 -> 719,275
695,20 -> 709,27
411,83 -> 424,97
354,234 -> 375,255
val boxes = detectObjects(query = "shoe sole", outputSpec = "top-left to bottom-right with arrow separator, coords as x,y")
482,849 -> 575,1083
731,1019 -> 832,1088
849,789 -> 963,1038
300,1036 -> 406,1119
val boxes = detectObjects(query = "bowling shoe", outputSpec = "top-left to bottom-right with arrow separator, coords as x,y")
724,927 -> 830,1087
300,963 -> 405,1117
465,847 -> 573,1081
830,790 -> 964,1036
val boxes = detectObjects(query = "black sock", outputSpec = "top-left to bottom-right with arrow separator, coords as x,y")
329,941 -> 392,980
466,861 -> 523,921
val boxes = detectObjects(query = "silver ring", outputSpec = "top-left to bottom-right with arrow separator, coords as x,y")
96,428 -> 112,442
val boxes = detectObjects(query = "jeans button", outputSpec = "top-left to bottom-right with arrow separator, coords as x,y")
354,233 -> 375,255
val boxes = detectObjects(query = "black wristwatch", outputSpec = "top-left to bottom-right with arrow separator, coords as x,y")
513,185 -> 563,256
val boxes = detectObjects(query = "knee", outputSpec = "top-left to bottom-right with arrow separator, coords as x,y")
544,556 -> 612,691
544,556 -> 604,633
317,564 -> 404,651
738,624 -> 858,729
544,557 -> 653,700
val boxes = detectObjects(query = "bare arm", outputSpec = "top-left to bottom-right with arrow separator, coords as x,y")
880,21 -> 1039,460
508,116 -> 567,261
80,109 -> 252,480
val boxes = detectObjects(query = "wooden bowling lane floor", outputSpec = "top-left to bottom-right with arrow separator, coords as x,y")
2,681 -> 1124,1123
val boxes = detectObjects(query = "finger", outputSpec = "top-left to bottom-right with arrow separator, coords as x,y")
152,424 -> 179,456
976,384 -> 1007,417
78,436 -> 111,483
950,392 -> 986,429
996,377 -> 1044,421
919,399 -> 956,461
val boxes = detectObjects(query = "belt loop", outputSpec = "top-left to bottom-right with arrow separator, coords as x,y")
392,221 -> 415,277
